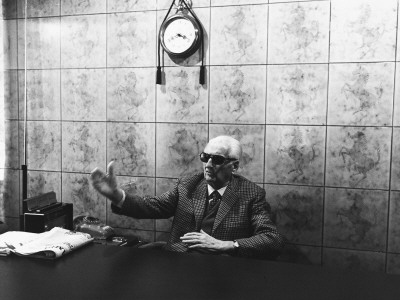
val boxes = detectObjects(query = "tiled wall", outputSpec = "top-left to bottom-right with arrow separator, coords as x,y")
1,0 -> 400,274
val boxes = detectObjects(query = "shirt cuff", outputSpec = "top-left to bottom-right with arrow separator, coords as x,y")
114,189 -> 126,208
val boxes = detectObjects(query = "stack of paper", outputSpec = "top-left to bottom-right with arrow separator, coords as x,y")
0,227 -> 94,259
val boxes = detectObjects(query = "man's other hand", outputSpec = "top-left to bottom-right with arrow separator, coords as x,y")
180,230 -> 234,252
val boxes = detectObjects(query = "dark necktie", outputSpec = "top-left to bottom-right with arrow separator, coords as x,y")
208,191 -> 221,211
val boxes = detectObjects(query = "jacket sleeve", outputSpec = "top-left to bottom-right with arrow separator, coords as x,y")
111,179 -> 180,219
235,188 -> 285,259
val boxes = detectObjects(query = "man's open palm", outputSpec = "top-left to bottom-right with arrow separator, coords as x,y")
90,161 -> 120,202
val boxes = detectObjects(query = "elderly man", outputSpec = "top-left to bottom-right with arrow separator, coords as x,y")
90,136 -> 284,259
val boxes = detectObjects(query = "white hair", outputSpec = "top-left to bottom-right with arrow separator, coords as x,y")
207,135 -> 242,160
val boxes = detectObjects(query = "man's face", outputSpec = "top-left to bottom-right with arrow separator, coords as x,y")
202,142 -> 237,189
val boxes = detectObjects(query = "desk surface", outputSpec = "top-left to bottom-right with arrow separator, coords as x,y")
0,243 -> 399,300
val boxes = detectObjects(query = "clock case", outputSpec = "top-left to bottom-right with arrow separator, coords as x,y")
159,13 -> 201,58
156,0 -> 205,85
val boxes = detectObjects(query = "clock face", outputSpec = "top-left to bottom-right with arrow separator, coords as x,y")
162,17 -> 198,54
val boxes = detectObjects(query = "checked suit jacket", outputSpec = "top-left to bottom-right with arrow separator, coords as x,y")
112,172 -> 284,259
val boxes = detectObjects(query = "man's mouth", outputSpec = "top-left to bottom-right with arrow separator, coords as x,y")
205,170 -> 214,177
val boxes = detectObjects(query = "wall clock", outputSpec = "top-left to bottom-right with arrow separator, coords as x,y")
160,13 -> 201,58
157,0 -> 205,85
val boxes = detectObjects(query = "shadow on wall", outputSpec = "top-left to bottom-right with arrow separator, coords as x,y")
0,169 -> 20,231
278,243 -> 317,265
0,176 -> 9,233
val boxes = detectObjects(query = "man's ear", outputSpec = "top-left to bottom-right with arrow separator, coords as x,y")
232,161 -> 239,172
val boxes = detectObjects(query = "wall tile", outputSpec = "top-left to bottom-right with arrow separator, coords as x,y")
209,65 -> 266,124
156,177 -> 177,195
4,121 -> 19,169
211,0 -> 265,5
265,125 -> 325,185
26,121 -> 61,171
17,0 -> 60,18
267,64 -> 328,125
156,225 -> 173,240
107,68 -> 155,122
4,217 -> 20,231
330,0 -> 397,62
27,170 -> 61,199
15,0 -> 23,17
388,191 -> 400,253
157,67 -> 208,123
156,231 -> 170,242
270,0 -> 325,2
17,70 -> 25,120
387,254 -> 400,275
394,63 -> 400,126
0,207 -> 5,223
24,0 -> 60,17
19,70 -> 61,121
324,188 -> 388,251
392,128 -> 400,190
266,184 -> 323,246
3,71 -> 18,120
328,63 -> 394,126
210,5 -> 268,65
2,169 -> 20,217
61,0 -> 106,15
3,20 -> 17,69
209,124 -> 264,183
268,1 -> 329,64
62,122 -> 106,173
156,123 -> 207,178
107,11 -> 156,67
277,244 -> 322,266
0,124 -> 4,169
18,18 -> 61,69
61,68 -> 106,121
2,0 -> 17,19
17,120 -> 25,166
62,172 -> 106,222
61,14 -> 106,68
325,127 -> 391,189
158,0 -> 209,9
107,122 -> 156,177
0,124 -> 4,173
107,176 -> 155,230
323,248 -> 386,273
108,0 -> 156,12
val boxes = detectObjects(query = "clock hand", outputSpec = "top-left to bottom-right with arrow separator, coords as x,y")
176,33 -> 188,39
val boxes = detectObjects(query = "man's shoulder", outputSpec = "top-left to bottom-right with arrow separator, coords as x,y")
232,174 -> 264,193
178,172 -> 205,186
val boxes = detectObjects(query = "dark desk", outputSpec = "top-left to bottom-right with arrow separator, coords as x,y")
0,243 -> 399,300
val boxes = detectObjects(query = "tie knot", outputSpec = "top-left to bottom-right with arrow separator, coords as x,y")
208,191 -> 221,211
210,191 -> 221,201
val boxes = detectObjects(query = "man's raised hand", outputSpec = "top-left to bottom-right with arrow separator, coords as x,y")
90,160 -> 123,203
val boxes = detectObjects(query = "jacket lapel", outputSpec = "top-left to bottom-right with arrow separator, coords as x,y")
191,178 -> 207,230
212,176 -> 240,233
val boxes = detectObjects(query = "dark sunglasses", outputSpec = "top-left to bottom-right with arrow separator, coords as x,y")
199,152 -> 237,165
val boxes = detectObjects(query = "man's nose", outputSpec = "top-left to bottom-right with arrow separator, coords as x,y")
205,158 -> 214,167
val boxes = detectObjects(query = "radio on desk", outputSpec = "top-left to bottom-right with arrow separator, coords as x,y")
21,191 -> 73,233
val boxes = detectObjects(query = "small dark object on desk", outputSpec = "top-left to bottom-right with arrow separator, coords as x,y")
94,235 -> 141,247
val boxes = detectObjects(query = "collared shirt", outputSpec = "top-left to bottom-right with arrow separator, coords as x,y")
207,184 -> 227,201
